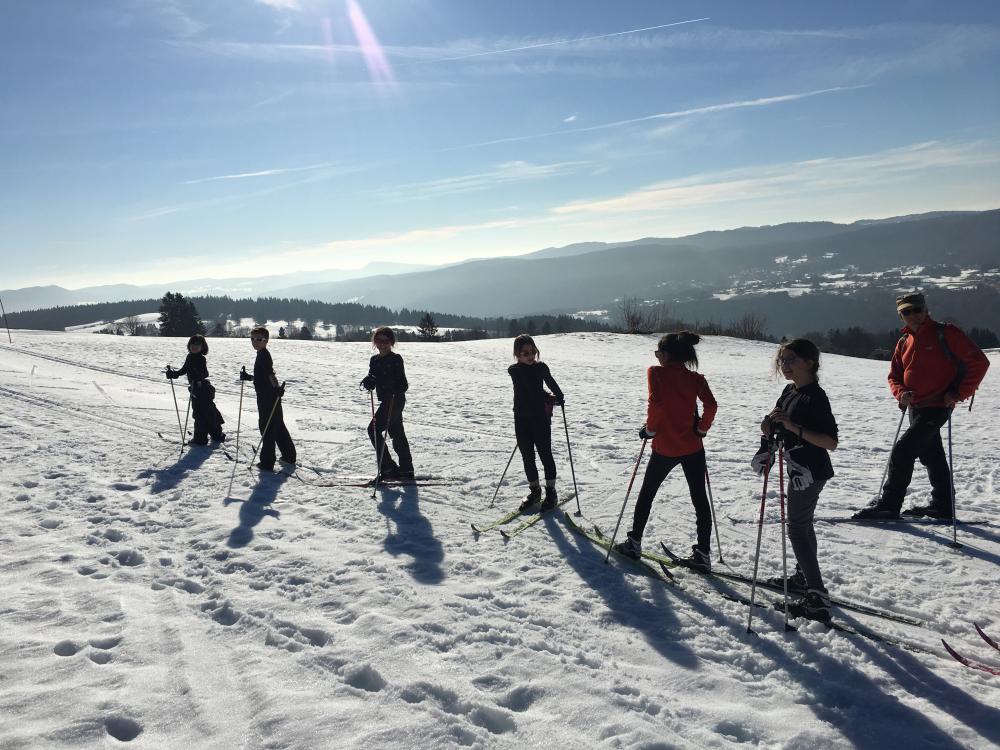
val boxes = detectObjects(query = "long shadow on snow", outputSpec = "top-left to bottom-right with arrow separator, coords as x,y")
553,513 -> 996,747
860,522 -> 1000,566
223,473 -> 286,548
545,514 -> 698,669
377,484 -> 444,585
642,554 -> 1000,748
747,599 -> 1000,748
136,444 -> 217,494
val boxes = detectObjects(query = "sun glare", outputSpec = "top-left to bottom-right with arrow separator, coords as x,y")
346,0 -> 397,89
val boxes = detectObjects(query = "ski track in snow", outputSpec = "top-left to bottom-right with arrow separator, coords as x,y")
0,331 -> 998,749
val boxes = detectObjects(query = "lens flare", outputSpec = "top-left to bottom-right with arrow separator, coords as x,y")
346,0 -> 397,88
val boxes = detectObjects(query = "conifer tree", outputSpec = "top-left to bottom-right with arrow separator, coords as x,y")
158,292 -> 205,337
417,312 -> 438,340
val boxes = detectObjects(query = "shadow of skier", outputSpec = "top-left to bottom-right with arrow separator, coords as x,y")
224,473 -> 287,548
377,484 -> 444,585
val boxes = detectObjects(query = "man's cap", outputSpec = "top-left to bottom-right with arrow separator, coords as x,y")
895,292 -> 925,312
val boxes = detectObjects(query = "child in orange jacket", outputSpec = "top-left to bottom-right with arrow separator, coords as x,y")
615,332 -> 717,568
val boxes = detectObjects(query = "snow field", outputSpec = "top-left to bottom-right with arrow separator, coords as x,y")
0,331 -> 997,749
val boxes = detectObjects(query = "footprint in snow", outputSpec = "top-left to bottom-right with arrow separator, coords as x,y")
104,717 -> 143,742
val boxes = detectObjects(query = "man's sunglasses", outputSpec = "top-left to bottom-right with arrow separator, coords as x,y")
900,306 -> 924,317
251,337 -> 266,342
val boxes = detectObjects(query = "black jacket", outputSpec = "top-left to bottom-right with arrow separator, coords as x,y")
174,352 -> 209,384
367,352 -> 408,404
773,382 -> 838,486
508,361 -> 563,419
252,348 -> 281,398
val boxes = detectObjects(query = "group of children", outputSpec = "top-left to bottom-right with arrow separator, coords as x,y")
165,304 -> 987,625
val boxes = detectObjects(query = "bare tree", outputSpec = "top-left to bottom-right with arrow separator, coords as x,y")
617,297 -> 648,334
120,315 -> 142,335
727,312 -> 768,341
617,296 -> 671,334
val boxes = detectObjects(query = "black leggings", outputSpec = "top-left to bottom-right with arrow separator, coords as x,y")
367,397 -> 413,473
629,449 -> 711,553
257,398 -> 295,468
515,415 -> 556,487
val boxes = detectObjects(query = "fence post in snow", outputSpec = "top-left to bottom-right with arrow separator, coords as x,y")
0,297 -> 11,343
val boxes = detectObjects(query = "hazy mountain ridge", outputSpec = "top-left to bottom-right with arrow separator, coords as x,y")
5,210 -> 998,335
0,261 -> 429,313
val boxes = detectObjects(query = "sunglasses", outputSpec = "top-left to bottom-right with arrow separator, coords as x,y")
899,306 -> 924,316
778,355 -> 798,365
251,337 -> 265,342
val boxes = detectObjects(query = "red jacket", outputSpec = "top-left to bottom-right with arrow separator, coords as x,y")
888,318 -> 990,407
646,363 -> 717,457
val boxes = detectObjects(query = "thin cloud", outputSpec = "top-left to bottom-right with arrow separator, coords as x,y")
420,18 -> 709,63
373,160 -> 590,202
444,86 -> 867,151
255,0 -> 301,9
180,162 -> 340,185
552,140 -> 1000,216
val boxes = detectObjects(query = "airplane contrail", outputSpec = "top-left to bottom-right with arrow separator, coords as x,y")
442,86 -> 869,151
424,17 -> 710,63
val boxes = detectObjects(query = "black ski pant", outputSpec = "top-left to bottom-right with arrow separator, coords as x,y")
880,406 -> 953,512
189,383 -> 225,444
257,396 -> 295,469
515,414 -> 556,487
368,397 -> 412,474
629,449 -> 711,554
786,479 -> 827,592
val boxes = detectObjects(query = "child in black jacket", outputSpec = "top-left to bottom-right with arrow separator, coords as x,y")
508,334 -> 563,511
360,326 -> 413,480
166,334 -> 225,445
239,326 -> 296,471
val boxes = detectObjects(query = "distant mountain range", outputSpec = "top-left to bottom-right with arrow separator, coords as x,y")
0,261 -> 429,313
4,209 -> 999,335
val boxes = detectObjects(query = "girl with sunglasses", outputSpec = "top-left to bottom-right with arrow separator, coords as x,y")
757,338 -> 838,623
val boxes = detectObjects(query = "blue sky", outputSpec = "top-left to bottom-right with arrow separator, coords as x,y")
2,0 -> 999,289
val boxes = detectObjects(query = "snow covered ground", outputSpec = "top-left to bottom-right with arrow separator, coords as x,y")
0,331 -> 997,749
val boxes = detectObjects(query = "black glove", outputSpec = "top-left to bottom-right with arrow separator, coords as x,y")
278,383 -> 286,399
165,368 -> 179,380
360,375 -> 376,392
555,395 -> 565,407
639,424 -> 655,440
239,367 -> 254,382
695,427 -> 707,438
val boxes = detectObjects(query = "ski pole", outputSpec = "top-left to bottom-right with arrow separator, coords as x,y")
875,407 -> 907,502
180,394 -> 192,460
167,367 -> 184,447
489,443 -> 519,509
226,377 -> 246,498
947,411 -> 961,549
777,440 -> 792,631
605,438 -> 647,564
369,390 -> 380,484
746,438 -> 775,634
560,404 -> 582,515
372,394 -> 395,499
248,382 -> 286,473
704,461 -> 725,564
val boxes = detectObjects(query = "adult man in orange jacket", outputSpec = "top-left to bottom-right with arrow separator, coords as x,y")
853,292 -> 989,520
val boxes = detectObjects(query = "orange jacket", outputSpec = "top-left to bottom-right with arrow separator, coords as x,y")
646,363 -> 717,457
888,318 -> 990,407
